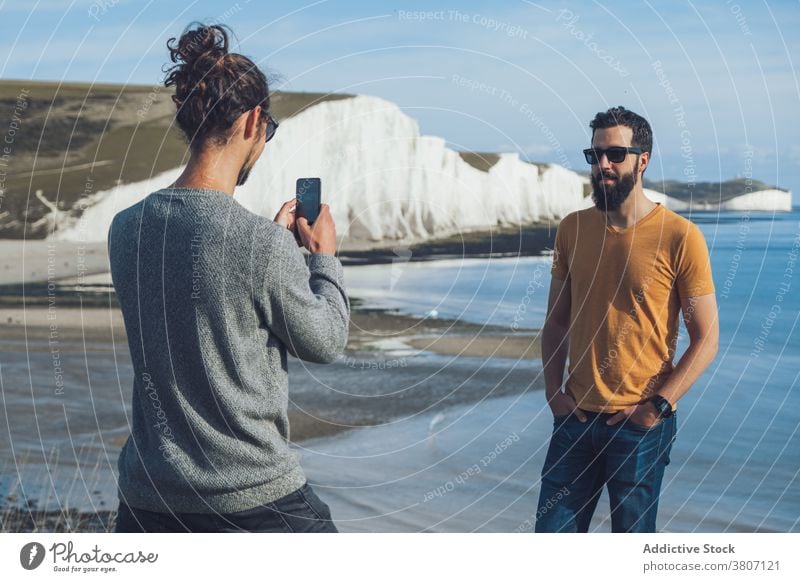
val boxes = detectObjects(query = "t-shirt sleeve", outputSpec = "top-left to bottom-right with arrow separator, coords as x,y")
675,223 -> 715,299
551,218 -> 571,280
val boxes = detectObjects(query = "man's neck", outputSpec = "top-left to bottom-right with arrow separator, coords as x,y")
171,149 -> 240,195
604,188 -> 657,228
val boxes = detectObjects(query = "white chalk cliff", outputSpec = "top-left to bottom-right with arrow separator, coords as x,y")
682,189 -> 791,212
50,95 -> 791,244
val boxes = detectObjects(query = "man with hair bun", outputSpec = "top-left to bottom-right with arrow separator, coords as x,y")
109,23 -> 347,533
535,106 -> 718,532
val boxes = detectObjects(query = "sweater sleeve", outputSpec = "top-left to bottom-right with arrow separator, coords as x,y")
261,227 -> 350,364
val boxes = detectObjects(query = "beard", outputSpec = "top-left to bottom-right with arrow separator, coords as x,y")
236,164 -> 252,186
591,160 -> 638,212
236,140 -> 261,186
236,154 -> 255,186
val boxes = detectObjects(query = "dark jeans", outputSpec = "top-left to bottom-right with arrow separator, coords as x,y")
114,483 -> 337,532
535,410 -> 676,533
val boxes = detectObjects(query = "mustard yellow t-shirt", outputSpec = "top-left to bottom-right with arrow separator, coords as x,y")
551,203 -> 715,412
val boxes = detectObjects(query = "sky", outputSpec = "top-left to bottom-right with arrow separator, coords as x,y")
1,0 -> 798,205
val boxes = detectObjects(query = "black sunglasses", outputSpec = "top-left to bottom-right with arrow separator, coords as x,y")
583,146 -> 642,164
265,115 -> 279,143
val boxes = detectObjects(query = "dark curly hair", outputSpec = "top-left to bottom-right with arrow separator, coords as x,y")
589,106 -> 653,155
164,23 -> 269,149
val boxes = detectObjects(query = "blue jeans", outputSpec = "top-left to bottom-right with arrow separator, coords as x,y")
114,483 -> 337,532
535,410 -> 676,533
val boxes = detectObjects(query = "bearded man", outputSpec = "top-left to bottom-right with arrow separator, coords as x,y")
534,106 -> 718,532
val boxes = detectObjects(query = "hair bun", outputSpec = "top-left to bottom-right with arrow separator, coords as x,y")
167,23 -> 229,66
163,22 -> 270,150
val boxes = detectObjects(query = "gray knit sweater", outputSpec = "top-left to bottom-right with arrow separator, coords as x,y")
108,187 -> 349,514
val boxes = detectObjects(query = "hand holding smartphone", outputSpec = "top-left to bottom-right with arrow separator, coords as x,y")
296,178 -> 321,224
294,177 -> 336,255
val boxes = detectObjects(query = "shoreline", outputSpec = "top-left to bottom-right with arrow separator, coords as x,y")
0,222 -> 555,290
337,221 -> 555,264
288,307 -> 541,441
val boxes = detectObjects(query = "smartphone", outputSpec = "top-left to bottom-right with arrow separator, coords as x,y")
296,178 -> 321,224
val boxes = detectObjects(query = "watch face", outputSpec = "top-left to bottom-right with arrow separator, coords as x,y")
652,396 -> 672,417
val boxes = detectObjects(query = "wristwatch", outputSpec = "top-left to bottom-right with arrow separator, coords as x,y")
649,395 -> 674,418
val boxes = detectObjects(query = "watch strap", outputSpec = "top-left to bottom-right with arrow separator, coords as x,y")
650,395 -> 674,418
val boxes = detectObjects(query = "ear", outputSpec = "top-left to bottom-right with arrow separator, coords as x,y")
638,150 -> 650,175
242,105 -> 262,141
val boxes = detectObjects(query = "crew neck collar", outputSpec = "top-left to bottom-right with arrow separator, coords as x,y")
155,186 -> 233,196
601,202 -> 663,234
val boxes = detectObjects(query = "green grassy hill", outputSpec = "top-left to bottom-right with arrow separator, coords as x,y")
458,151 -> 500,172
457,151 -> 548,173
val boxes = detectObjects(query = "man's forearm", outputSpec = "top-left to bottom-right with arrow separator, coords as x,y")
653,336 -> 718,406
542,323 -> 569,398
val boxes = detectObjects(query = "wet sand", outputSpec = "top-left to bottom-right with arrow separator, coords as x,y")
0,303 -> 541,442
0,240 -> 110,287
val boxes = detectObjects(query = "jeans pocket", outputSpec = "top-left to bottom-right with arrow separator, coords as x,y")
553,413 -> 571,426
296,485 -> 325,520
624,417 -> 664,432
296,484 -> 338,532
267,484 -> 337,532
